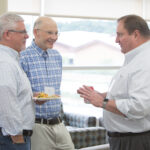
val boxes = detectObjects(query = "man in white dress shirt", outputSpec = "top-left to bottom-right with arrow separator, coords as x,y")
77,15 -> 150,150
0,13 -> 35,150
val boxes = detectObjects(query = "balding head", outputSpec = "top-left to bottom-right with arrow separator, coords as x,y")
34,17 -> 57,30
33,16 -> 58,50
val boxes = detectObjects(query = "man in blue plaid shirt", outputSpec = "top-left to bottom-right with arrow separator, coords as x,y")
20,16 -> 74,150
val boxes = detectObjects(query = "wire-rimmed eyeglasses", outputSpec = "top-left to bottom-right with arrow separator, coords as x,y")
8,29 -> 28,34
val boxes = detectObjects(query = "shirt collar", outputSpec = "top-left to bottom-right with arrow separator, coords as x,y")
124,40 -> 150,65
0,44 -> 19,62
32,40 -> 49,57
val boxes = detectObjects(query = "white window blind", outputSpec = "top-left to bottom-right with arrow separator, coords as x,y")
5,0 -> 150,20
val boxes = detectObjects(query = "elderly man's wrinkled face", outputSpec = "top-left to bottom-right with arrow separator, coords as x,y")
34,20 -> 58,50
115,21 -> 135,54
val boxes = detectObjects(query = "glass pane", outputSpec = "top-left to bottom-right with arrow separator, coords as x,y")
53,17 -> 125,67
61,69 -> 119,118
21,15 -> 125,67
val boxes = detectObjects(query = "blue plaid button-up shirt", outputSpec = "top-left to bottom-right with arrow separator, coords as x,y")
20,41 -> 62,119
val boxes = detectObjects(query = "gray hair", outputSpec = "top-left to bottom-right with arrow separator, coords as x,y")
33,19 -> 42,29
0,13 -> 24,40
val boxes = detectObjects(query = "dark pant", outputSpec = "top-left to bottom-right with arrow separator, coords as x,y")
109,132 -> 150,150
0,135 -> 31,150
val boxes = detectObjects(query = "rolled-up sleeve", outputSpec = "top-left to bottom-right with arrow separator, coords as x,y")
116,70 -> 150,120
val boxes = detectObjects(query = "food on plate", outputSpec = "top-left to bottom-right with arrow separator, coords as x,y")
37,92 -> 60,99
37,92 -> 48,98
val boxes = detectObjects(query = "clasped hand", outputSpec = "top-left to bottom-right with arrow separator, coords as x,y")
77,85 -> 104,107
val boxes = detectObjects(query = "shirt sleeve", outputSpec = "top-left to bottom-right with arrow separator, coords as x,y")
116,70 -> 150,120
0,62 -> 23,135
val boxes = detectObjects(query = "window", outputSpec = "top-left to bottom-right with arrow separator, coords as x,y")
21,15 -> 124,118
53,17 -> 123,118
54,17 -> 124,67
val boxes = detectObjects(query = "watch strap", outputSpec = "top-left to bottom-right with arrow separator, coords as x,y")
102,98 -> 109,109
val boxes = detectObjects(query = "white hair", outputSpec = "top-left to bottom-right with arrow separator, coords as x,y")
0,13 -> 24,40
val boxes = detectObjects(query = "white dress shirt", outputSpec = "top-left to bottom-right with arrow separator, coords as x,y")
104,40 -> 150,133
0,45 -> 35,136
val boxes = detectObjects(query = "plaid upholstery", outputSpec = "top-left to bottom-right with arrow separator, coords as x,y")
99,117 -> 104,127
68,127 -> 106,149
64,112 -> 96,127
63,112 -> 107,149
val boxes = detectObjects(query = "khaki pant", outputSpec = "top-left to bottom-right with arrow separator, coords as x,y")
31,123 -> 74,150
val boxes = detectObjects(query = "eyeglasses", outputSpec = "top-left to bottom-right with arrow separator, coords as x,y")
8,29 -> 28,34
37,29 -> 59,36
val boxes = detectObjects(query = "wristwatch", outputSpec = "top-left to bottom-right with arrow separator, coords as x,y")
102,98 -> 109,109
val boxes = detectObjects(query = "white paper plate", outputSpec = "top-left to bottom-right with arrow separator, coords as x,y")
33,96 -> 60,101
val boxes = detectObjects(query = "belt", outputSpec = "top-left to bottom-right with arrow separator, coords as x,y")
0,128 -> 33,136
23,130 -> 33,136
108,130 -> 150,137
35,117 -> 62,125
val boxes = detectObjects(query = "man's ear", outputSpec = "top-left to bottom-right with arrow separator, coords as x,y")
3,30 -> 12,40
33,29 -> 38,37
133,30 -> 140,39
